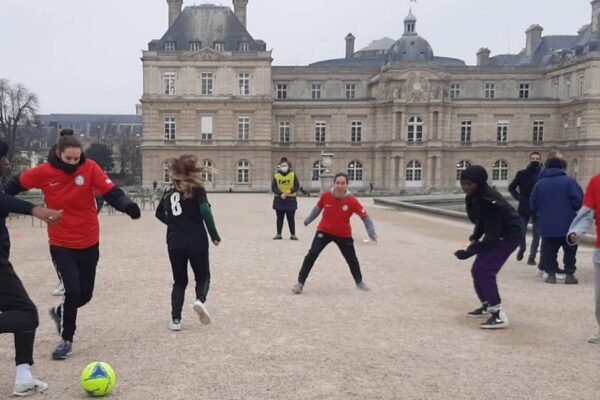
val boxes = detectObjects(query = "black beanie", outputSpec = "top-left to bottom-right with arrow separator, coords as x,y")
0,139 -> 8,159
460,165 -> 488,185
545,157 -> 564,169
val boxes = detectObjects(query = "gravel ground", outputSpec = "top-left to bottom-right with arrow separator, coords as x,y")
1,193 -> 598,399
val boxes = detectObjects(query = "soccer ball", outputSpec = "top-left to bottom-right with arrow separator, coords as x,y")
80,361 -> 116,397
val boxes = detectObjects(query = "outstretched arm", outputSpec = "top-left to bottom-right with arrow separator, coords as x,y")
304,206 -> 322,226
200,202 -> 221,243
361,215 -> 377,242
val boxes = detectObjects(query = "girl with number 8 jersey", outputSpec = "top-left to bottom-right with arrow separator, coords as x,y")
155,155 -> 221,331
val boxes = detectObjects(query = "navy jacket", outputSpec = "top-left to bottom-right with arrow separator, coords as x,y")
530,168 -> 583,237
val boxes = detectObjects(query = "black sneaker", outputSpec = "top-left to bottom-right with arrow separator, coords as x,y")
565,274 -> 579,285
526,255 -> 536,266
52,340 -> 72,360
545,275 -> 557,284
516,249 -> 525,261
48,307 -> 61,335
467,304 -> 489,318
480,311 -> 509,329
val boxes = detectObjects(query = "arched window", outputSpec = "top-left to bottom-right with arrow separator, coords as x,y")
407,116 -> 423,143
202,159 -> 214,183
405,160 -> 422,181
456,160 -> 472,181
571,159 -> 578,179
163,160 -> 171,183
237,160 -> 250,183
348,160 -> 363,182
312,160 -> 324,181
492,160 -> 509,181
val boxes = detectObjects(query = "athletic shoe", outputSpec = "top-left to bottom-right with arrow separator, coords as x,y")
356,281 -> 370,291
52,282 -> 64,296
169,319 -> 181,331
556,273 -> 566,281
565,274 -> 579,285
291,282 -> 304,294
193,300 -> 211,325
516,249 -> 525,261
273,234 -> 283,240
467,304 -> 490,318
48,306 -> 61,335
290,235 -> 299,240
536,269 -> 545,278
545,275 -> 557,284
588,334 -> 600,344
51,340 -> 72,360
527,256 -> 536,266
480,311 -> 509,329
13,378 -> 48,397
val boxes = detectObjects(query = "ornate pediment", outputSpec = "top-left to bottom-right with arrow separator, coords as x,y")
180,48 -> 231,61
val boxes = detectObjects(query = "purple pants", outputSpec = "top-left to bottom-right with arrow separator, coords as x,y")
471,240 -> 519,307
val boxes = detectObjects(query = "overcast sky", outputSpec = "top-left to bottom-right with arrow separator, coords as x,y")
0,0 -> 592,114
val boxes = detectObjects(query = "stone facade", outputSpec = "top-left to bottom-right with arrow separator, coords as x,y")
141,1 -> 600,192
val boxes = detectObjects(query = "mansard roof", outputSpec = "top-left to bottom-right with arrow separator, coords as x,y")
148,4 -> 266,52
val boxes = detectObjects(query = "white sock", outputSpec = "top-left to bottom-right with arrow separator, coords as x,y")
15,363 -> 33,384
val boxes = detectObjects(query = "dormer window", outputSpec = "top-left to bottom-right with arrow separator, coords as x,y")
189,41 -> 202,51
164,41 -> 176,52
239,42 -> 249,52
214,42 -> 225,52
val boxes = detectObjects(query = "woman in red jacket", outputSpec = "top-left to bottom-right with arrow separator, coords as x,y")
7,129 -> 140,360
292,173 -> 377,294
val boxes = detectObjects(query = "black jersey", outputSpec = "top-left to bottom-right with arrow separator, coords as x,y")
158,187 -> 209,251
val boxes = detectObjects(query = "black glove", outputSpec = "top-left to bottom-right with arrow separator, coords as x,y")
454,249 -> 474,260
468,234 -> 480,243
125,202 -> 141,219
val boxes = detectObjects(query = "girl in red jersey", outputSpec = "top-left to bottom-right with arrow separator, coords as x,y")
6,130 -> 141,360
292,173 -> 377,294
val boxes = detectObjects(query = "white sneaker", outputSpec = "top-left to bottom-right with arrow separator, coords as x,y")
193,300 -> 211,325
52,282 -> 64,296
169,319 -> 181,331
13,378 -> 48,397
589,333 -> 600,344
536,270 -> 544,278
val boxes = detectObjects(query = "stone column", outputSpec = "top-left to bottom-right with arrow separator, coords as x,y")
320,151 -> 335,193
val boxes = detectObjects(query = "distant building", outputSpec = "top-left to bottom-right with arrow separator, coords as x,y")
141,0 -> 600,192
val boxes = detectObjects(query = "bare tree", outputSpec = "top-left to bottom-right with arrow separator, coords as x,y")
0,79 -> 39,162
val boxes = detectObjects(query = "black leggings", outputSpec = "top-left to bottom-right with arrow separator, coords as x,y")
0,262 -> 39,366
168,249 -> 210,320
51,244 -> 99,342
298,231 -> 363,284
276,209 -> 296,235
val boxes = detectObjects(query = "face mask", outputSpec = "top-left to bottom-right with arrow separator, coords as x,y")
58,158 -> 79,175
279,166 -> 289,173
528,161 -> 541,170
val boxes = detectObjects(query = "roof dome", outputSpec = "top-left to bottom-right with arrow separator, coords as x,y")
386,11 -> 434,63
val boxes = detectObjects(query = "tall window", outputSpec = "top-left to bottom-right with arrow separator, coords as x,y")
214,42 -> 225,51
311,83 -> 322,99
279,121 -> 290,143
164,117 -> 176,140
163,161 -> 171,183
164,72 -> 176,95
405,160 -> 422,181
276,83 -> 287,99
484,83 -> 495,99
202,160 -> 213,183
450,83 -> 461,99
315,121 -> 326,143
553,77 -> 560,98
164,41 -> 176,51
348,161 -> 363,182
201,73 -> 213,95
565,75 -> 572,97
492,160 -> 509,181
578,71 -> 585,97
460,121 -> 472,144
238,73 -> 250,96
351,121 -> 362,143
201,116 -> 213,141
236,160 -> 250,183
456,160 -> 472,181
407,116 -> 423,143
497,121 -> 509,144
533,120 -> 544,143
312,161 -> 325,181
519,83 -> 530,99
189,41 -> 201,51
345,84 -> 357,99
238,42 -> 249,52
238,117 -> 250,140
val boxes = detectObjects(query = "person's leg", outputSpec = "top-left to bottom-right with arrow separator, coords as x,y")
75,245 -> 99,308
333,236 -> 363,284
470,240 -> 518,307
286,209 -> 296,236
168,249 -> 189,321
275,210 -> 285,237
297,232 -> 332,284
561,241 -> 577,275
517,213 -> 528,259
529,215 -> 541,261
543,238 -> 562,281
49,246 -> 80,343
189,250 -> 210,303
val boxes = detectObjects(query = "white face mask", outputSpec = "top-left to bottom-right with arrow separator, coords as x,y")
279,166 -> 289,173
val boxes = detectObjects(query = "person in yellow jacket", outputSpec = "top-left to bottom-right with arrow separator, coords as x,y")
272,158 -> 300,240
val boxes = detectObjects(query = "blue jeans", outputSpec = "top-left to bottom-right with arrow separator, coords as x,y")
519,214 -> 540,258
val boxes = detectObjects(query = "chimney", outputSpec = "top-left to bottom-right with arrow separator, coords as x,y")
167,0 -> 183,27
525,24 -> 543,56
592,0 -> 600,33
345,33 -> 356,59
476,48 -> 491,66
233,0 -> 249,28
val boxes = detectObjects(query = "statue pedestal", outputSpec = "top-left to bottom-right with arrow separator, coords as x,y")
320,173 -> 333,193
